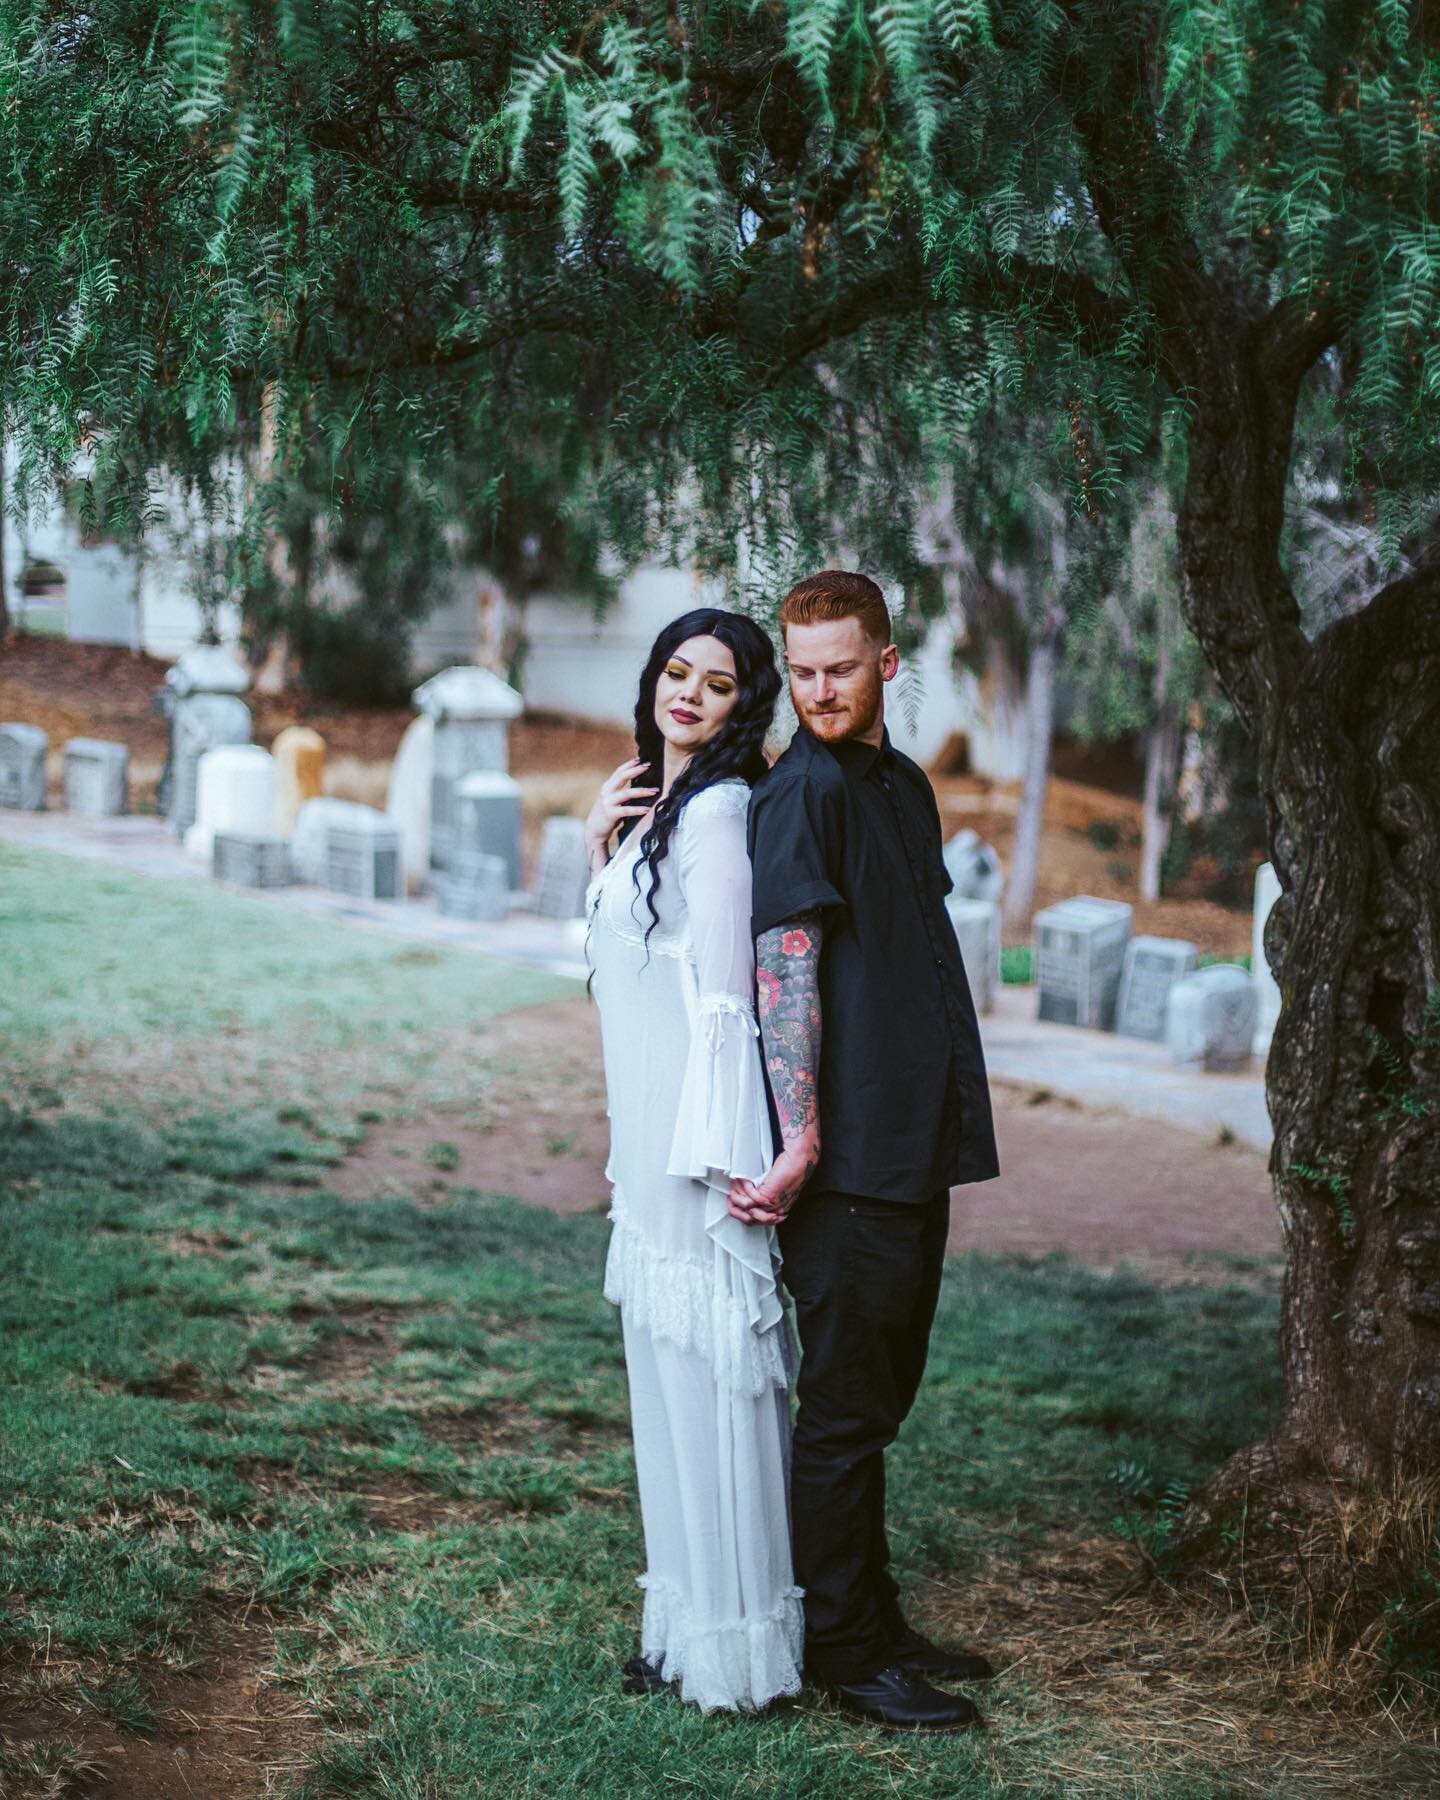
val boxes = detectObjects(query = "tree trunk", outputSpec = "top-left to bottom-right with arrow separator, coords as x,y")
1002,608 -> 1059,935
1139,702 -> 1181,903
1174,306 -> 1440,1505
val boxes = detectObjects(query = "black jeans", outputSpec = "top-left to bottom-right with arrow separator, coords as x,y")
778,1187 -> 951,1683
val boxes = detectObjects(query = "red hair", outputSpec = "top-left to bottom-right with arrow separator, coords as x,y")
778,570 -> 892,647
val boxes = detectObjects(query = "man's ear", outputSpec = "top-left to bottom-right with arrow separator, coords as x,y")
879,643 -> 901,682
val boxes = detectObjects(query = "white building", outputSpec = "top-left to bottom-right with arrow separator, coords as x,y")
4,476 -> 1025,777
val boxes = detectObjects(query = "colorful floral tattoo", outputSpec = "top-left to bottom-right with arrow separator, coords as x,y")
756,910 -> 824,1169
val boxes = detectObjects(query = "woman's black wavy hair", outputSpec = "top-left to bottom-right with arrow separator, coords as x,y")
622,608 -> 781,948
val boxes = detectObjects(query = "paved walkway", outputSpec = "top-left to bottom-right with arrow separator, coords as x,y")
0,807 -> 1272,1150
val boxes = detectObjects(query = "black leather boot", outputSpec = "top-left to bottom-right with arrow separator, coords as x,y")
886,1624 -> 997,1683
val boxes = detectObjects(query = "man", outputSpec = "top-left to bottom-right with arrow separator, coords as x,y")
730,569 -> 1001,1734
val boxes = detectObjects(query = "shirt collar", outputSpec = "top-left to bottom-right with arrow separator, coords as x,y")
793,723 -> 894,783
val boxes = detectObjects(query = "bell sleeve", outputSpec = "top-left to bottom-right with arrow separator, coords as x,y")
665,784 -> 776,1193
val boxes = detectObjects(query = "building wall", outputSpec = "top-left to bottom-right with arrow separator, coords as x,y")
5,471 -> 1024,778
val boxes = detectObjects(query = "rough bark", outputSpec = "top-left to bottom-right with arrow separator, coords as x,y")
1174,300 -> 1440,1501
1003,608 -> 1060,935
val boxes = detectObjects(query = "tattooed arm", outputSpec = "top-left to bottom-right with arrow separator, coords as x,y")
727,911 -> 824,1226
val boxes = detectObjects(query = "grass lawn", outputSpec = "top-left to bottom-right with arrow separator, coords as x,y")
0,843 -> 1398,1796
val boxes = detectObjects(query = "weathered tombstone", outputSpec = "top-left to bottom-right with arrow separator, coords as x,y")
291,797 -> 383,886
385,713 -> 434,895
271,726 -> 327,838
412,665 -> 523,869
1165,964 -> 1258,1072
943,828 -> 1005,904
164,648 -> 252,836
213,832 -> 291,889
185,745 -> 276,864
166,646 -> 250,699
529,816 -> 589,920
945,896 -> 1001,1016
1115,935 -> 1200,1042
169,694 -> 251,836
1252,861 -> 1281,1058
63,738 -> 130,817
439,849 -> 509,922
0,724 -> 48,811
1033,896 -> 1133,1029
325,811 -> 403,902
452,770 -> 523,890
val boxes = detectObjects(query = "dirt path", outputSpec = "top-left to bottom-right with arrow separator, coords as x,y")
329,997 -> 1280,1281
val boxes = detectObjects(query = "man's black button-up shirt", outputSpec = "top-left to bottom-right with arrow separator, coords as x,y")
747,723 -> 1000,1203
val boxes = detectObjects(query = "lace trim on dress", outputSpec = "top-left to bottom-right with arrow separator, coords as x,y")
638,1572 -> 805,1714
603,1194 -> 792,1399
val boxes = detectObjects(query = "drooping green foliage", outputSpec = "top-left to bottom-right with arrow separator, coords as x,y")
3,2 -> 1434,619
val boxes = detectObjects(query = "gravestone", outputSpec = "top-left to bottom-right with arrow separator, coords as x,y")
324,811 -> 403,902
1115,935 -> 1199,1042
63,738 -> 130,817
164,649 -> 252,836
453,770 -> 523,890
213,832 -> 291,889
943,828 -> 1005,904
167,646 -> 250,699
413,666 -> 523,869
1165,964 -> 1257,1072
0,724 -> 48,811
1252,862 -> 1281,1058
945,896 -> 1001,1015
385,713 -> 434,895
169,693 -> 252,836
184,745 -> 276,864
439,850 -> 509,922
529,816 -> 589,920
271,726 -> 326,838
1033,896 -> 1133,1029
291,798 -> 385,886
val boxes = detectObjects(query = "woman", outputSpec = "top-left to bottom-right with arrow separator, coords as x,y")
583,607 -> 802,1714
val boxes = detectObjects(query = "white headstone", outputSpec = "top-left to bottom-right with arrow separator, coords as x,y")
1115,935 -> 1200,1042
1165,964 -> 1258,1072
63,738 -> 130,817
946,896 -> 1001,1016
385,714 -> 434,895
414,666 -> 523,866
1252,862 -> 1281,1058
169,692 -> 252,835
453,770 -> 522,890
0,724 -> 48,811
943,828 -> 1005,904
412,665 -> 524,723
324,811 -> 403,902
291,798 -> 384,886
1034,896 -> 1133,1029
166,646 -> 250,698
530,816 -> 590,921
439,850 -> 509,922
185,745 -> 276,864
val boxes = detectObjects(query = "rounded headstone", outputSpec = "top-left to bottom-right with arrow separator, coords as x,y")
271,726 -> 327,838
1165,964 -> 1258,1072
185,744 -> 276,863
385,714 -> 434,895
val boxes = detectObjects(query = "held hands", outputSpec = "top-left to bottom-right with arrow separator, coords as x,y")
727,1143 -> 816,1227
585,757 -> 659,869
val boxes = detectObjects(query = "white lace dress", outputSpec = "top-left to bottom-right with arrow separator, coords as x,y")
586,777 -> 804,1713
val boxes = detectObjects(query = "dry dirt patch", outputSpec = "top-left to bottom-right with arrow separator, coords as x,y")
332,996 -> 1282,1281
0,1604 -> 319,1800
924,1537 -> 1437,1796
